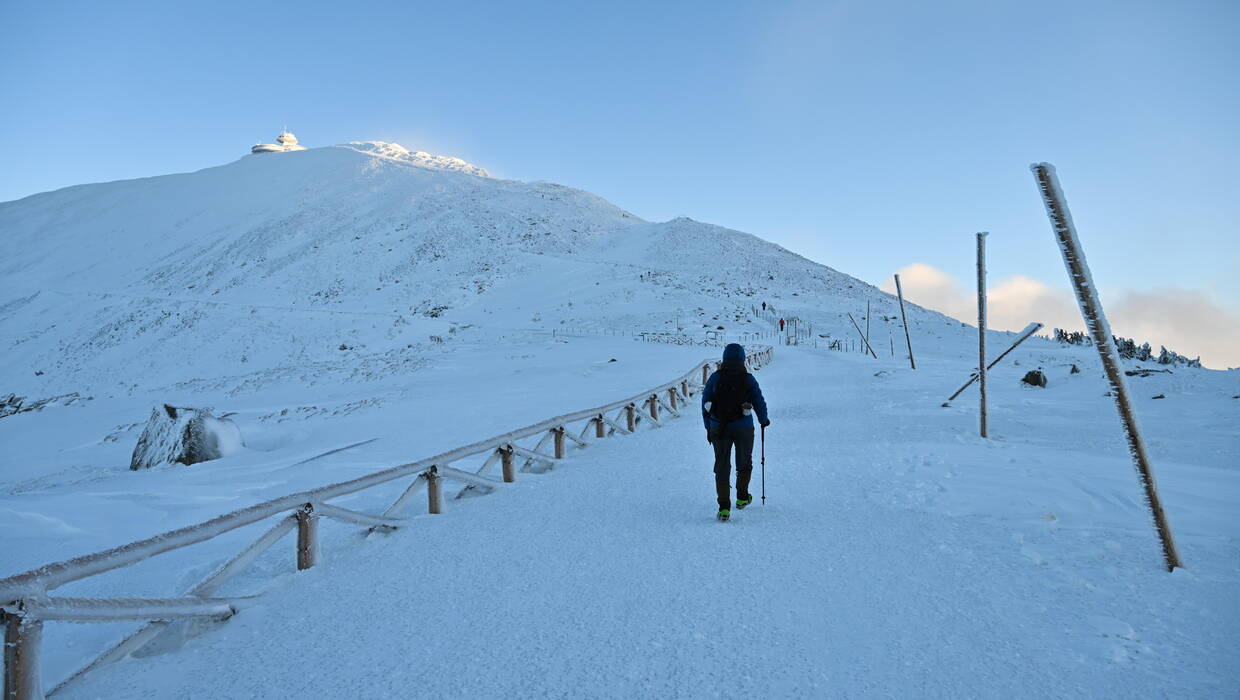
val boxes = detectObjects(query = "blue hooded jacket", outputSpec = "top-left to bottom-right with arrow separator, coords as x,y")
701,343 -> 769,430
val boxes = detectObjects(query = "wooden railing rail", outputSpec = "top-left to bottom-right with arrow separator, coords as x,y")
21,597 -> 248,623
1,346 -> 773,699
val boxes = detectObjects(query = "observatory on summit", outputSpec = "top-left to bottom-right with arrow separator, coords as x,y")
250,129 -> 307,154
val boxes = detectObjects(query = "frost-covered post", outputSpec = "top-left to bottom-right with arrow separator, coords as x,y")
553,428 -> 565,459
1031,162 -> 1183,571
594,415 -> 605,439
648,395 -> 659,422
3,607 -> 42,700
626,404 -> 636,433
426,467 -> 443,514
295,504 -> 318,571
977,232 -> 989,439
668,388 -> 678,410
500,447 -> 516,483
865,301 -> 871,347
894,274 -> 916,369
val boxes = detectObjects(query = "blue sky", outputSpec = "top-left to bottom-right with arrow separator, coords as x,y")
2,0 -> 1237,364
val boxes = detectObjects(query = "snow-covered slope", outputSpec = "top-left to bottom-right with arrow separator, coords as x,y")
59,346 -> 1240,699
0,142 -> 918,398
2,142 -> 1236,698
0,139 -> 939,583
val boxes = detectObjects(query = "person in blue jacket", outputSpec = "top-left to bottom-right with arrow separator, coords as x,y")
702,343 -> 770,521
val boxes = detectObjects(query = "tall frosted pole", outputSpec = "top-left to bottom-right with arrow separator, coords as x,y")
1031,162 -> 1182,572
976,232 -> 988,439
865,300 -> 871,348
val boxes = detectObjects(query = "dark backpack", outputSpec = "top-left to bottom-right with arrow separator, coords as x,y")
709,371 -> 750,423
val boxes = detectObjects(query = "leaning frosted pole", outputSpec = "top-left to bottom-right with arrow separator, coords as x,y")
894,274 -> 916,369
944,322 -> 1044,404
1031,163 -> 1183,572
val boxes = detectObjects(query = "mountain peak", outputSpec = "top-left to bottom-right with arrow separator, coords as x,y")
339,141 -> 490,177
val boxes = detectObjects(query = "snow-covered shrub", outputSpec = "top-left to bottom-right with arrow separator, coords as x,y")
1052,329 -> 1201,368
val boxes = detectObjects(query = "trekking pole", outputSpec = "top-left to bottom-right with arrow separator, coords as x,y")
760,424 -> 766,505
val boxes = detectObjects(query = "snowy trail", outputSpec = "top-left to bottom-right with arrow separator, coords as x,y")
66,346 -> 1237,698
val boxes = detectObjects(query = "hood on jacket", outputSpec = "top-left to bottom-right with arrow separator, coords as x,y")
722,343 -> 746,362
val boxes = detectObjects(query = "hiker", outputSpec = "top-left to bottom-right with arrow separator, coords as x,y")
702,343 -> 770,521
761,301 -> 766,311
779,318 -> 785,332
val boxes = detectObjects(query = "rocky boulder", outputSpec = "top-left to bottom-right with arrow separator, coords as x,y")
130,405 -> 243,470
1021,370 -> 1048,388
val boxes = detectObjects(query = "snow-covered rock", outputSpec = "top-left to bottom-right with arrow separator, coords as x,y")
130,405 -> 243,469
340,141 -> 491,177
1021,369 -> 1048,387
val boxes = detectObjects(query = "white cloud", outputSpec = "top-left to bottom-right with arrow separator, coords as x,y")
881,263 -> 1240,369
879,263 -> 1083,332
1110,289 -> 1240,370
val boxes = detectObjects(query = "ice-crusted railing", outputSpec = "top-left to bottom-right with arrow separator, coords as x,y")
0,346 -> 774,699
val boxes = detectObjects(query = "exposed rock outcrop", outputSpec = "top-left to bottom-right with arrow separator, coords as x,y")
130,405 -> 243,470
1021,370 -> 1048,388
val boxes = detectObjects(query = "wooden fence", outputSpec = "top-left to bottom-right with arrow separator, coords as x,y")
0,346 -> 773,699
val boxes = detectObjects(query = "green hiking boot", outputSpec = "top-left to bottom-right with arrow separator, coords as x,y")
736,495 -> 753,509
717,508 -> 731,522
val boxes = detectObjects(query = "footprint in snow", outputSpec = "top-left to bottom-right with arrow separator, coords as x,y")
1087,615 -> 1135,640
1086,615 -> 1150,663
1020,545 -> 1047,566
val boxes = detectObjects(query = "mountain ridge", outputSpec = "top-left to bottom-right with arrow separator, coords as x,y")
0,142 -> 947,399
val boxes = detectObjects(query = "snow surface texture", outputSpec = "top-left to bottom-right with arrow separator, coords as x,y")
1,144 -> 1236,697
55,346 -> 1240,698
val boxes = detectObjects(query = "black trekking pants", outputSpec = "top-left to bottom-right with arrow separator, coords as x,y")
712,424 -> 755,509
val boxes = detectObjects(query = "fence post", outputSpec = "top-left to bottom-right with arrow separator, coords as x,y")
501,447 -> 515,483
553,428 -> 565,459
702,365 -> 709,384
1031,162 -> 1183,571
626,404 -> 636,433
977,232 -> 989,439
669,388 -> 678,410
295,504 -> 318,571
427,467 -> 442,514
865,300 -> 871,348
649,395 -> 659,421
594,415 -> 605,439
894,273 -> 916,369
3,607 -> 42,700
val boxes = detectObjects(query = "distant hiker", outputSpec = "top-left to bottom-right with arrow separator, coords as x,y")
761,302 -> 766,311
779,318 -> 785,332
702,343 -> 770,521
